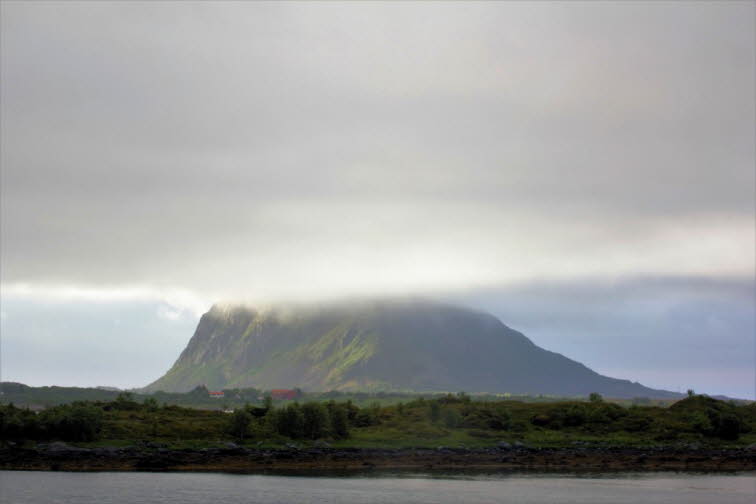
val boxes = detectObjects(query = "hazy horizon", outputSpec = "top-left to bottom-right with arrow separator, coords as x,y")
1,2 -> 754,399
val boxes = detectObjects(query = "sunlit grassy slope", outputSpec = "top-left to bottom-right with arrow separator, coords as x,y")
144,299 -> 680,399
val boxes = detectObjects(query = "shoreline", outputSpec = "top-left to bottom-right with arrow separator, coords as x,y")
2,445 -> 755,473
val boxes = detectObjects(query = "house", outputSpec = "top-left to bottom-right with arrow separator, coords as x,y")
208,391 -> 225,398
270,389 -> 298,400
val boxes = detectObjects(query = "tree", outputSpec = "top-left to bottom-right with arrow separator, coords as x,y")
113,392 -> 139,411
687,389 -> 696,397
462,406 -> 511,430
40,403 -> 104,441
589,392 -> 603,403
442,408 -> 462,428
143,397 -> 159,412
301,402 -> 329,439
353,403 -> 381,427
0,404 -> 38,440
429,401 -> 441,423
263,395 -> 273,411
328,404 -> 350,439
228,409 -> 252,441
717,413 -> 742,440
274,403 -> 304,438
116,392 -> 134,402
561,404 -> 587,427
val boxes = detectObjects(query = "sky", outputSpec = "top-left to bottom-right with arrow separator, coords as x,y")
1,1 -> 754,398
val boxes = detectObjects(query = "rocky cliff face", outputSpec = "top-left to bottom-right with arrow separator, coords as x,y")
144,299 -> 678,398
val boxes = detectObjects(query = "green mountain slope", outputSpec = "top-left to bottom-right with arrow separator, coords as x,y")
144,299 -> 679,398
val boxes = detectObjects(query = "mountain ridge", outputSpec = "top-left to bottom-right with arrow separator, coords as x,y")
144,299 -> 680,398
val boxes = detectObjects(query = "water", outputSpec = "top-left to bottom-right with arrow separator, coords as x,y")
1,470 -> 754,503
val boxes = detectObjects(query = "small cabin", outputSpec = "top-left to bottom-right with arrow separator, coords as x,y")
208,391 -> 225,398
270,389 -> 298,400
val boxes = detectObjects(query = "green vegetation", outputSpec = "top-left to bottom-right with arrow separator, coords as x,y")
144,301 -> 681,398
2,392 -> 754,449
5,382 -> 680,411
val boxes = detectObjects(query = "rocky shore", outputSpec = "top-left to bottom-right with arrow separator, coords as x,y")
2,442 -> 755,473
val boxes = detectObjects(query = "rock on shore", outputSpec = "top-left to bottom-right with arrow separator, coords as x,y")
2,443 -> 755,473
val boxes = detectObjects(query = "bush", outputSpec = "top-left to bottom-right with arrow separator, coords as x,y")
586,404 -> 627,426
353,409 -> 379,427
273,404 -> 304,439
531,414 -> 552,427
620,412 -> 652,433
442,408 -> 462,428
560,405 -> 587,427
142,397 -> 159,412
227,409 -> 252,441
0,404 -> 39,440
110,392 -> 141,411
671,396 -> 747,440
689,411 -> 714,435
462,407 -> 511,430
327,403 -> 350,439
716,413 -> 742,440
38,403 -> 104,441
301,402 -> 329,440
429,402 -> 441,423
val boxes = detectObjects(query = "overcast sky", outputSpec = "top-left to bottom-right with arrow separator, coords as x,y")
1,2 -> 754,398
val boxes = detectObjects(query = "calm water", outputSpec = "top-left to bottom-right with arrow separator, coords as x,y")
1,470 -> 754,504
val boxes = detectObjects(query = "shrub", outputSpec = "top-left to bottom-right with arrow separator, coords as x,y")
716,413 -> 742,440
560,405 -> 587,427
301,402 -> 329,440
273,404 -> 304,439
463,407 -> 511,430
327,403 -> 350,439
227,409 -> 252,441
353,409 -> 379,427
620,412 -> 652,433
530,414 -> 552,427
142,397 -> 159,412
689,411 -> 714,436
442,408 -> 462,428
0,404 -> 39,440
38,403 -> 104,441
111,392 -> 141,411
429,402 -> 441,423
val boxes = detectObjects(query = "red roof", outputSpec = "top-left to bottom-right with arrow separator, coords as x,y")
270,389 -> 297,400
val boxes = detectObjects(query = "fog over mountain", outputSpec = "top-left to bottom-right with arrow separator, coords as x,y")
146,299 -> 679,399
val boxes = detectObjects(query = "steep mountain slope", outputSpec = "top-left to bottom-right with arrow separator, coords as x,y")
144,299 -> 678,398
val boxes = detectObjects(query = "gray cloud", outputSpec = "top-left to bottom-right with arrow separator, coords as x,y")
2,2 -> 753,299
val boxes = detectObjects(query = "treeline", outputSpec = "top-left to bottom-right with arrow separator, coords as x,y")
0,393 -> 379,443
2,392 -> 754,446
0,402 -> 104,442
227,400 -> 369,441
524,395 -> 751,440
411,393 -> 753,441
4,381 -> 667,411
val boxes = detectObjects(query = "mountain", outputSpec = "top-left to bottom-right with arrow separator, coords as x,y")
144,299 -> 679,398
